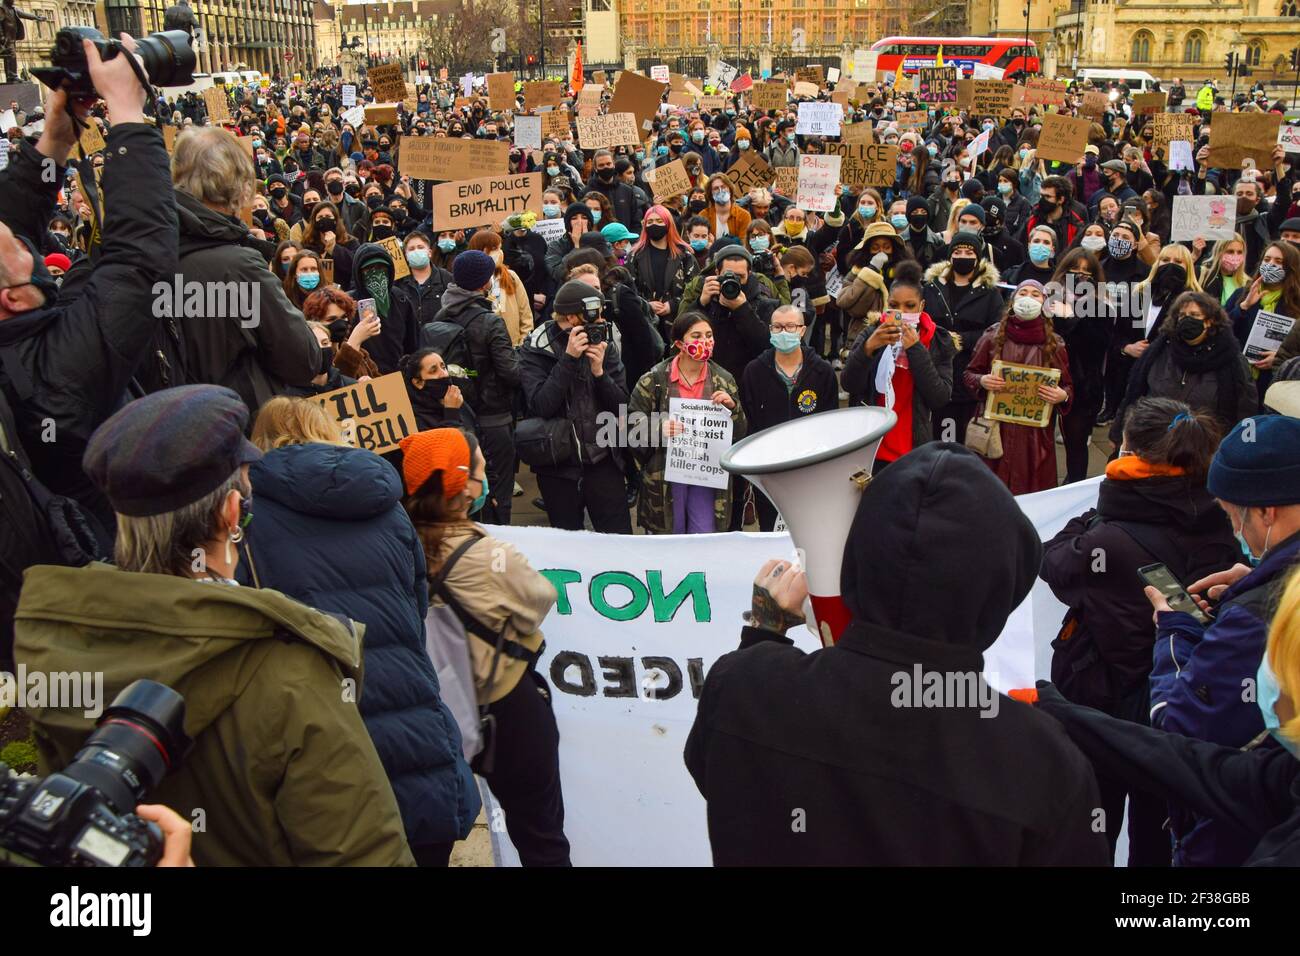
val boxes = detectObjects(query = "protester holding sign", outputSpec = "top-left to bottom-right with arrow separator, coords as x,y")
1226,242 -> 1300,374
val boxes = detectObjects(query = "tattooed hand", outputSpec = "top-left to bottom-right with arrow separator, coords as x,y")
746,559 -> 809,634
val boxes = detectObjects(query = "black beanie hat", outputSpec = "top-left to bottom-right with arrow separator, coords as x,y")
563,201 -> 593,229
948,230 -> 986,259
905,196 -> 930,220
958,203 -> 986,226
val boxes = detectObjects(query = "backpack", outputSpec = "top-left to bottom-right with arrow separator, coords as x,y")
424,536 -> 545,772
418,307 -> 484,401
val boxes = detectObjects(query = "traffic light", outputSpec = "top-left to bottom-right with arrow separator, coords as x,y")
1225,52 -> 1236,73
526,54 -> 537,65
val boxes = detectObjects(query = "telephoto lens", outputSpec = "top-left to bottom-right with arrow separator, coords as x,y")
719,271 -> 742,300
32,26 -> 196,95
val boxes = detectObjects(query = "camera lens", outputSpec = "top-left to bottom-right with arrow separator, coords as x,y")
60,680 -> 191,814
134,30 -> 197,88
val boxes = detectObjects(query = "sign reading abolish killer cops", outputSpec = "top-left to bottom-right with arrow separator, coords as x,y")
431,172 -> 543,230
312,372 -> 416,454
663,398 -> 733,489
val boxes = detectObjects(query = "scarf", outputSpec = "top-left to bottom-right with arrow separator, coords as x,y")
1005,316 -> 1047,345
1167,327 -> 1239,374
1104,456 -> 1186,481
875,313 -> 936,463
365,270 -> 391,319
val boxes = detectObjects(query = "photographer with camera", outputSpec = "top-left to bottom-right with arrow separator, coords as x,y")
679,244 -> 778,390
1,34 -> 179,668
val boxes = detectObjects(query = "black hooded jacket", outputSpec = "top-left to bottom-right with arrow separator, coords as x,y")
685,443 -> 1109,865
348,242 -> 418,375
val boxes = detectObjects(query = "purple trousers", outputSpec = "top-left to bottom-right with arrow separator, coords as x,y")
671,481 -> 717,534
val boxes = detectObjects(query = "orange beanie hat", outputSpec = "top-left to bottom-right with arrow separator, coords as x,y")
399,428 -> 470,498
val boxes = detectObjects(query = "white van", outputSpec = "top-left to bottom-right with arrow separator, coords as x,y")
1077,69 -> 1160,93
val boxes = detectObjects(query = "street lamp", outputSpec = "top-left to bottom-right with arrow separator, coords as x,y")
1023,1 -> 1031,79
1071,0 -> 1083,74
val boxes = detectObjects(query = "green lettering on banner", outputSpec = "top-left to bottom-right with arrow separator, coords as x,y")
541,568 -> 582,613
647,570 -> 711,623
590,571 -> 650,621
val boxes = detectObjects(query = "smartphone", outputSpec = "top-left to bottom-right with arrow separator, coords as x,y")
357,298 -> 378,326
1137,563 -> 1212,625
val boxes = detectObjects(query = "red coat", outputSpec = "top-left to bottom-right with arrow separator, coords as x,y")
963,327 -> 1073,495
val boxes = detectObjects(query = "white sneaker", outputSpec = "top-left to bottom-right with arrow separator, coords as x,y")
513,481 -> 523,497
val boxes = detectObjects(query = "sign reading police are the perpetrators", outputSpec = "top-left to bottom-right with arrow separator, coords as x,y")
576,112 -> 641,150
826,142 -> 899,188
368,63 -> 407,104
664,398 -> 733,489
643,158 -> 692,200
917,66 -> 957,104
312,372 -> 416,454
399,137 -> 511,182
796,153 -> 841,212
431,172 -> 543,230
985,360 -> 1062,428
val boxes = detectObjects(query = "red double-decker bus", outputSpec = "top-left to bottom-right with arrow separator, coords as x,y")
869,36 -> 1040,77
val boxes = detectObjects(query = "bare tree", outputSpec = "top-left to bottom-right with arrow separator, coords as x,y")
423,0 -> 516,75
510,0 -> 580,68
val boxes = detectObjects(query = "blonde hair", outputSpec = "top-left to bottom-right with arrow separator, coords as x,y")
946,198 -> 971,236
116,470 -> 242,576
250,396 -> 344,451
1199,234 -> 1249,288
1138,244 -> 1204,294
1266,566 -> 1300,747
172,126 -> 255,213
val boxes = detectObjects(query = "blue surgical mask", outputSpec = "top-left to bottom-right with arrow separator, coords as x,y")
737,140 -> 750,150
438,238 -> 457,252
890,213 -> 908,230
635,150 -> 645,161
655,144 -> 669,157
543,203 -> 562,218
296,272 -> 320,291
750,235 -> 770,252
859,203 -> 876,218
469,476 -> 488,515
713,190 -> 730,204
692,129 -> 706,143
590,209 -> 602,224
927,144 -> 938,157
998,181 -> 1012,195
406,248 -> 430,268
1256,654 -> 1298,757
547,165 -> 560,176
1028,243 -> 1052,264
786,132 -> 797,143
770,330 -> 802,353
1019,147 -> 1030,159
1234,507 -> 1265,568
690,237 -> 709,252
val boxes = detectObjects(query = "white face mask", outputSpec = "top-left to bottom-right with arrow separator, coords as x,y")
1080,235 -> 1106,252
1013,296 -> 1043,320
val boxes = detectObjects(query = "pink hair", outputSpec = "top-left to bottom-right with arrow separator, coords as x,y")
630,204 -> 691,260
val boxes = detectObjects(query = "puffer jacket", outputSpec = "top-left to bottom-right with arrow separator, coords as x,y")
922,258 -> 1007,401
237,442 -> 480,846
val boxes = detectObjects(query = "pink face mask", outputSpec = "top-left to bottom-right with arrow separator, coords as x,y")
683,339 -> 714,362
1220,253 -> 1245,273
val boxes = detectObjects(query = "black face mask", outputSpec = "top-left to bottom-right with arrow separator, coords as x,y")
315,217 -> 336,233
644,223 -> 668,241
302,202 -> 317,218
951,256 -> 977,276
1154,262 -> 1187,292
371,225 -> 394,240
270,187 -> 287,200
597,168 -> 615,181
908,214 -> 929,232
1176,315 -> 1207,342
1037,198 -> 1057,215
389,209 -> 406,223
345,182 -> 361,197
365,195 -> 384,210
688,199 -> 707,213
421,377 -> 452,402
326,180 -> 344,196
318,345 -> 334,375
326,318 -> 349,342
282,163 -> 298,174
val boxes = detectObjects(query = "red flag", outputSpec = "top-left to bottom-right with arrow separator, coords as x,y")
571,42 -> 584,93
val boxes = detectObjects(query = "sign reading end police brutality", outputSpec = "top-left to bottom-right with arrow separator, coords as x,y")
664,398 -> 732,489
431,172 -> 543,231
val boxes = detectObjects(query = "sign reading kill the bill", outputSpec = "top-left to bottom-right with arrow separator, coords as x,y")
984,360 -> 1061,428
367,63 -> 407,104
431,172 -> 543,230
917,66 -> 957,104
576,112 -> 640,149
399,137 -> 510,182
312,372 -> 416,454
825,142 -> 899,188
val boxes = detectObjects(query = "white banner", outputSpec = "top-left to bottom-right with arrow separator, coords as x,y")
796,101 -> 843,136
482,476 -> 1103,866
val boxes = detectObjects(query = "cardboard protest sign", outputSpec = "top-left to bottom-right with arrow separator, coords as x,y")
830,89 -> 850,108
1149,112 -> 1196,153
894,110 -> 929,129
203,86 -> 230,123
1170,194 -> 1236,242
852,49 -> 878,80
955,79 -> 975,109
1243,310 -> 1297,362
1280,124 -> 1300,153
1131,92 -> 1166,117
795,102 -> 843,136
969,80 -> 1015,117
773,165 -> 799,197
577,112 -> 640,150
319,258 -> 334,287
576,85 -> 604,117
666,92 -> 695,110
669,72 -> 688,91
1036,113 -> 1091,164
1080,90 -> 1109,120
364,104 -> 399,125
984,360 -> 1061,428
163,124 -> 177,154
754,82 -> 780,110
399,137 -> 509,182
523,81 -> 564,110
541,109 -> 572,140
917,66 -> 957,104
487,72 -> 515,111
368,63 -> 406,104
609,70 -> 667,136
792,81 -> 820,99
312,372 -> 416,455
650,65 -> 670,83
664,398 -> 733,489
699,95 -> 729,111
593,70 -> 608,85
377,234 -> 410,280
794,65 -> 824,87
643,158 -> 692,200
514,114 -> 542,150
77,121 -> 106,157
1208,112 -> 1282,169
727,150 -> 776,193
431,172 -> 543,230
841,121 -> 875,144
1023,77 -> 1068,107
826,142 -> 898,188
796,154 -> 841,212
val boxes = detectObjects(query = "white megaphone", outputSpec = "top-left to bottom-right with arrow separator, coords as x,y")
721,406 -> 896,647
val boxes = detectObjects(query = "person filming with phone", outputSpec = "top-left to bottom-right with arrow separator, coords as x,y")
1142,414 -> 1300,866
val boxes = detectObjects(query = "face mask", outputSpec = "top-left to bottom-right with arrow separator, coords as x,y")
656,145 -> 670,158
769,329 -> 803,353
270,187 -> 287,200
587,209 -> 602,224
1255,655 -> 1298,757
682,339 -> 713,361
468,476 -> 489,515
645,223 -> 668,241
297,272 -> 320,291
1084,154 -> 1096,168
366,195 -> 384,210
302,201 -> 318,218
908,214 -> 928,232
1080,235 -> 1106,252
543,203 -> 561,218
1219,252 -> 1245,273
736,139 -> 751,151
997,181 -> 1012,195
406,248 -> 430,268
785,220 -> 804,236
1028,243 -> 1052,264
1260,262 -> 1286,284
870,251 -> 890,272
786,132 -> 797,143
635,151 -> 645,161
690,238 -> 709,252
890,213 -> 908,230
1018,148 -> 1030,160
4,237 -> 58,306
1235,511 -> 1262,568
713,191 -> 730,204
691,130 -> 706,144
958,156 -> 972,168
951,256 -> 976,276
859,203 -> 876,218
1108,235 -> 1133,259
926,144 -> 938,158
1155,263 -> 1187,291
1013,295 -> 1043,319
597,167 -> 616,181
750,235 -> 770,252
371,225 -> 394,240
327,180 -> 344,196
318,344 -> 334,375
438,238 -> 457,253
1176,315 -> 1207,342
345,183 -> 361,197
252,139 -> 262,148
688,200 -> 707,213
315,217 -> 336,233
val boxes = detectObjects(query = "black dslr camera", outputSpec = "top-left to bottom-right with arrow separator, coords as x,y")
32,26 -> 197,96
576,291 -> 607,343
719,270 -> 743,300
0,680 -> 191,868
751,250 -> 775,276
